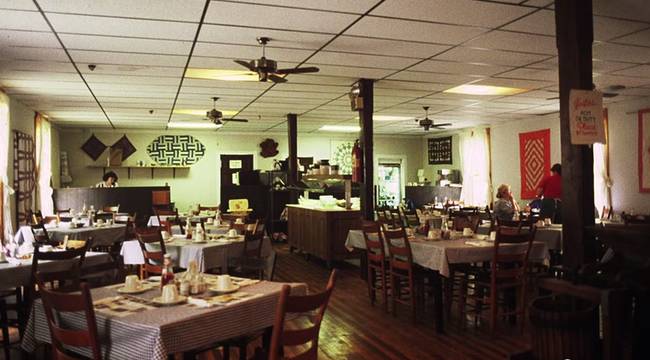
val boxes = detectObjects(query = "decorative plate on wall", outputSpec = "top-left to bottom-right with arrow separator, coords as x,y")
147,135 -> 205,166
331,140 -> 354,175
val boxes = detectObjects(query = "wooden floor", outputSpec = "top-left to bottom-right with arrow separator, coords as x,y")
273,243 -> 531,360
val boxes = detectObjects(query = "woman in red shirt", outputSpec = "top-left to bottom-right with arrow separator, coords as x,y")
536,163 -> 562,223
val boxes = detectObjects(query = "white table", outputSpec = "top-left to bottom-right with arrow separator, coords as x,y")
120,235 -> 273,273
477,223 -> 563,250
13,224 -> 126,251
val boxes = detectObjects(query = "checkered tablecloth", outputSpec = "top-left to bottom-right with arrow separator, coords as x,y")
22,281 -> 307,360
120,236 -> 272,273
345,230 -> 548,277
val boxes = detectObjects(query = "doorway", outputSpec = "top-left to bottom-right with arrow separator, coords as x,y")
377,162 -> 402,208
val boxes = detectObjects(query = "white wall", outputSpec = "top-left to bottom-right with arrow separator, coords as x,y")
58,128 -> 423,210
490,115 -> 561,206
607,97 -> 650,214
7,96 -> 35,230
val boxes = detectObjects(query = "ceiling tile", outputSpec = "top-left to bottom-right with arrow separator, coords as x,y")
38,0 -> 206,21
614,28 -> 650,47
345,17 -> 485,45
474,77 -> 553,90
68,50 -> 188,67
0,29 -> 58,48
47,13 -> 199,40
593,73 -> 650,88
324,36 -> 450,59
463,30 -> 556,55
310,51 -> 419,69
387,70 -> 482,85
2,46 -> 67,61
593,42 -> 650,63
375,80 -> 449,92
303,63 -> 393,78
370,0 -> 533,28
409,60 -> 512,77
59,34 -> 192,55
611,64 -> 650,78
78,64 -> 186,77
198,25 -> 332,50
593,0 -> 650,23
434,47 -> 551,67
0,9 -> 49,31
496,67 -> 558,82
502,9 -> 554,36
205,1 -> 357,33
193,42 -> 313,62
594,16 -> 649,41
223,0 -> 378,14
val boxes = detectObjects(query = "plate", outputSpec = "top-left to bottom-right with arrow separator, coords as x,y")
151,295 -> 187,306
117,285 -> 151,294
209,284 -> 240,294
146,276 -> 161,282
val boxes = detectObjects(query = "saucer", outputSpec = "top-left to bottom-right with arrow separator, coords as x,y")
117,285 -> 150,294
209,284 -> 240,294
151,295 -> 187,306
192,240 -> 207,244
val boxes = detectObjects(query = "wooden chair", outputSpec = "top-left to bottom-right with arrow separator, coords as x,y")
466,226 -> 536,333
153,207 -> 180,234
0,288 -> 24,359
102,204 -> 120,213
384,228 -> 420,324
221,213 -> 247,226
229,232 -> 266,280
31,243 -> 88,293
54,208 -> 71,215
27,210 -> 44,225
35,274 -> 102,360
135,229 -> 166,279
388,208 -> 404,228
264,270 -> 337,360
362,221 -> 388,312
402,209 -> 420,227
232,219 -> 258,235
451,212 -> 481,233
29,222 -> 58,246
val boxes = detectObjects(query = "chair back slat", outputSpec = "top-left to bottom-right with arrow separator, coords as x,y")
362,222 -> 385,261
491,226 -> 536,285
383,228 -> 414,272
243,231 -> 264,259
36,276 -> 102,360
269,270 -> 337,360
136,229 -> 166,278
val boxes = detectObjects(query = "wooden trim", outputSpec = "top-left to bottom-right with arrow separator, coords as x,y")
638,108 -> 650,193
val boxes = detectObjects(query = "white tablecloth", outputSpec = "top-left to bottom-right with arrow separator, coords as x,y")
146,214 -> 215,227
345,230 -> 548,278
477,223 -> 562,250
121,235 -> 272,273
13,224 -> 126,251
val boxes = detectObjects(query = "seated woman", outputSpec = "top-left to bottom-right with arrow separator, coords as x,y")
95,171 -> 119,188
493,184 -> 520,222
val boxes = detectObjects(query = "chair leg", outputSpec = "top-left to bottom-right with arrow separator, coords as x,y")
223,345 -> 230,360
390,273 -> 397,317
0,299 -> 11,360
381,268 -> 388,313
459,275 -> 468,327
367,267 -> 375,306
489,287 -> 498,334
410,275 -> 417,325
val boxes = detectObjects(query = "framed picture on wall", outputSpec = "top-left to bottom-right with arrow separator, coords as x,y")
428,136 -> 452,165
638,109 -> 650,192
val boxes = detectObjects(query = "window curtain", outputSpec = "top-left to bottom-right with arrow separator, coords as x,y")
593,109 -> 611,215
34,113 -> 53,216
0,92 -> 13,248
459,128 -> 491,206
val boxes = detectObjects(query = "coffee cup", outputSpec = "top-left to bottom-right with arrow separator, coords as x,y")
536,220 -> 545,227
217,275 -> 233,290
234,218 -> 244,224
124,275 -> 141,291
489,231 -> 497,241
206,217 -> 214,224
462,228 -> 473,237
161,284 -> 179,303
228,229 -> 238,237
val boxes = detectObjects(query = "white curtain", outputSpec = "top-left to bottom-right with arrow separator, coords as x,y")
593,142 -> 610,215
0,92 -> 14,248
459,129 -> 490,207
35,114 -> 54,216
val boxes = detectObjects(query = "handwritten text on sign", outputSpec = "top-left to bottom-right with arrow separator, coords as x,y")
569,89 -> 606,144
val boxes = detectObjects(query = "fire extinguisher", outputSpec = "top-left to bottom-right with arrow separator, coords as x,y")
351,139 -> 363,183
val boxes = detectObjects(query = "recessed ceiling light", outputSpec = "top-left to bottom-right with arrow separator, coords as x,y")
185,68 -> 258,82
444,84 -> 527,96
319,125 -> 360,132
168,122 -> 221,129
173,109 -> 237,117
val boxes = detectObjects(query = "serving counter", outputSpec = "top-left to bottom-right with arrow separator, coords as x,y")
287,204 -> 362,268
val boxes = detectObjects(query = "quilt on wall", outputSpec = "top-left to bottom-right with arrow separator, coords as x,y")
147,135 -> 205,166
519,129 -> 550,199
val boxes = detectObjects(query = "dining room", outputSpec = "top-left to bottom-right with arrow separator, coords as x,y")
1,0 -> 650,359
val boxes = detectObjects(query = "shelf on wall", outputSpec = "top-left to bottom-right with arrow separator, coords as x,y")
88,165 -> 191,179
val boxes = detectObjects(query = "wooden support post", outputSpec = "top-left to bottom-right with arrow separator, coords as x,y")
287,113 -> 299,202
555,0 -> 595,269
357,79 -> 374,220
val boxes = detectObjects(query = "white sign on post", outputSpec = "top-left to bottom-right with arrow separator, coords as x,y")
569,89 -> 606,144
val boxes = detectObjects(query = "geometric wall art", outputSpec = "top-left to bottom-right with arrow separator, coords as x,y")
519,129 -> 551,199
428,136 -> 453,165
331,140 -> 354,175
147,135 -> 205,166
80,133 -> 107,161
111,135 -> 137,160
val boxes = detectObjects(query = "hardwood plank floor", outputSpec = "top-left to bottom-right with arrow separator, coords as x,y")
273,244 -> 531,360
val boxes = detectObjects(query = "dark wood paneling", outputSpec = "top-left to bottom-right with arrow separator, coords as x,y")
405,186 -> 462,208
358,79 -> 374,220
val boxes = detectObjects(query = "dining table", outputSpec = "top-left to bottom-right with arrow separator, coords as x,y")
21,276 -> 307,360
146,213 -> 215,227
345,229 -> 549,333
477,223 -> 563,250
14,223 -> 127,248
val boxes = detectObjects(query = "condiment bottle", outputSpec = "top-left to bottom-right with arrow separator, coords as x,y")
160,254 -> 175,289
185,218 -> 192,239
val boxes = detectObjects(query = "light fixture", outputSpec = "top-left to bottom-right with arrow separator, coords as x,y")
443,84 -> 527,96
168,122 -> 221,129
173,109 -> 237,117
319,125 -> 360,132
185,68 -> 258,81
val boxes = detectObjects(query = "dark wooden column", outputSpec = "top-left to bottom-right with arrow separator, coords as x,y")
357,79 -> 374,220
555,0 -> 595,269
287,113 -> 298,187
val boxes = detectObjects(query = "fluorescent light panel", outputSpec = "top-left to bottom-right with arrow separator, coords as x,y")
185,68 -> 258,82
444,84 -> 527,96
319,125 -> 360,132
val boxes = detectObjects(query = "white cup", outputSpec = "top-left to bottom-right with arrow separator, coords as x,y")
96,219 -> 104,224
234,218 -> 244,224
462,227 -> 473,237
160,231 -> 170,240
161,284 -> 179,303
40,245 -> 53,252
228,229 -> 238,237
217,275 -> 233,290
124,275 -> 141,291
206,217 -> 214,224
489,231 -> 497,241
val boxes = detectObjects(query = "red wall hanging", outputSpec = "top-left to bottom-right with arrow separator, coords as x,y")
519,129 -> 551,199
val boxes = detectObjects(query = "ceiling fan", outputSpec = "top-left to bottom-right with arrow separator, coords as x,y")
415,106 -> 452,131
234,37 -> 319,83
204,97 -> 248,126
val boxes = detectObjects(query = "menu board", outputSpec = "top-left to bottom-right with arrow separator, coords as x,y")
428,136 -> 452,165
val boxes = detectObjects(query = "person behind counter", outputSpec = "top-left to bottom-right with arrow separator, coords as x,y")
493,183 -> 520,222
95,171 -> 119,188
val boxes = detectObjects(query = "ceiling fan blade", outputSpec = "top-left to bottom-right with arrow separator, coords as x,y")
268,74 -> 288,83
222,118 -> 249,122
432,123 -> 452,127
275,66 -> 320,75
234,59 -> 256,72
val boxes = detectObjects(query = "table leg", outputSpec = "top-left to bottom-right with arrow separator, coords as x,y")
429,271 -> 445,334
358,250 -> 368,281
